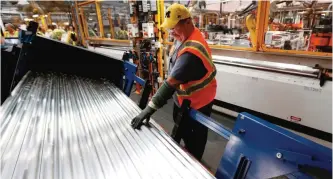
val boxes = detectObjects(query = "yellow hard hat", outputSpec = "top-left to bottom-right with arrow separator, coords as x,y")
161,3 -> 191,29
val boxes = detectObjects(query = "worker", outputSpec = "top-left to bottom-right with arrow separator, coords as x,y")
131,3 -> 217,161
45,25 -> 54,38
19,21 -> 27,31
4,23 -> 18,38
65,25 -> 77,46
37,26 -> 45,36
51,25 -> 65,41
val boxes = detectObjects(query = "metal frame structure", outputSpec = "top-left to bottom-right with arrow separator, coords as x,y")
73,0 -> 332,57
161,0 -> 332,57
123,61 -> 153,110
76,1 -> 131,46
73,0 -> 331,89
260,1 -> 332,57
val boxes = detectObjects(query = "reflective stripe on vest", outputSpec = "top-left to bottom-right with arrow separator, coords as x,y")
176,70 -> 216,96
176,40 -> 216,96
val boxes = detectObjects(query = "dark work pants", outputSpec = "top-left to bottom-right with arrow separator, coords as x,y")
172,101 -> 213,161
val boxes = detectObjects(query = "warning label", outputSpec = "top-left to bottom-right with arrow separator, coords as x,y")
290,116 -> 302,122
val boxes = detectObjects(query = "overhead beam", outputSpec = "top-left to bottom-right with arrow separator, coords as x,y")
78,0 -> 95,7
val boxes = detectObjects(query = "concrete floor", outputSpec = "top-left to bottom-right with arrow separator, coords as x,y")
130,93 -> 235,174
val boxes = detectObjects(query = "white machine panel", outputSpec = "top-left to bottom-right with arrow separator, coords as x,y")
215,64 -> 332,134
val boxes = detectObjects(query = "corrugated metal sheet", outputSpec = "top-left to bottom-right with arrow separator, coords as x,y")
1,72 -> 215,179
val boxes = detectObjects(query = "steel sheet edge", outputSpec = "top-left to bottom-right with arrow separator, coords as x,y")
0,71 -> 215,179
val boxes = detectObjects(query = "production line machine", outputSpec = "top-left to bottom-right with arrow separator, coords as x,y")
211,52 -> 332,143
1,26 -> 332,178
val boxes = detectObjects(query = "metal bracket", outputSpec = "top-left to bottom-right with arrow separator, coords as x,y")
189,109 -> 232,140
123,61 -> 151,109
274,148 -> 331,171
123,61 -> 145,96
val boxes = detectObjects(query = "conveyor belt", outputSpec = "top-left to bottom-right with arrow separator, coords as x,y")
1,72 -> 215,179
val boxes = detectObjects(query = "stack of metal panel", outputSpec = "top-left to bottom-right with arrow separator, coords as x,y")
0,72 -> 215,179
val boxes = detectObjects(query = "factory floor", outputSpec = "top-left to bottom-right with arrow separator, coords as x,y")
130,93 -> 235,174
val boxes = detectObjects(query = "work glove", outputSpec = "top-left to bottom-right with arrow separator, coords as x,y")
131,106 -> 156,129
131,81 -> 175,129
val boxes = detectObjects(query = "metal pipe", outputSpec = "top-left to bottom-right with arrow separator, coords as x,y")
109,85 -> 215,179
1,74 -> 40,158
0,71 -> 33,126
213,55 -> 319,78
0,72 -> 216,179
189,109 -> 232,140
99,84 -> 184,178
1,74 -> 44,179
79,78 -> 154,179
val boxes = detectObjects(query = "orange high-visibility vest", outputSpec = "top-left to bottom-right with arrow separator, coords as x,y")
176,27 -> 217,109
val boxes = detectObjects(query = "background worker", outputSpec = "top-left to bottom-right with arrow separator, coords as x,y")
65,25 -> 77,46
51,25 -> 66,41
131,3 -> 217,161
37,26 -> 45,36
45,25 -> 54,38
4,23 -> 18,38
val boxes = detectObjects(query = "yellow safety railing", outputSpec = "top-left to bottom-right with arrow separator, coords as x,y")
259,1 -> 331,57
76,0 -> 130,45
74,0 -> 332,57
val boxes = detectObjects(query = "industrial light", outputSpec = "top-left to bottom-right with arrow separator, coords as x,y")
32,14 -> 39,18
52,22 -> 57,25
89,18 -> 93,21
44,15 -> 48,17
64,22 -> 69,25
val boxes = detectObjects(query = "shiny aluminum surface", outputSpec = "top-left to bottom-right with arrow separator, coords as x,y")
213,55 -> 319,78
1,72 -> 215,179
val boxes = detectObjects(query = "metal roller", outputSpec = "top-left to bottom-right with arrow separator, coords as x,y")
213,55 -> 319,78
0,72 -> 215,179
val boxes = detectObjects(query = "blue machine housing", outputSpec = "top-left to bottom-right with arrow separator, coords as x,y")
189,110 -> 332,178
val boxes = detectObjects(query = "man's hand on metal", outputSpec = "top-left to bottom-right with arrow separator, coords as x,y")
131,80 -> 178,129
131,106 -> 155,129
